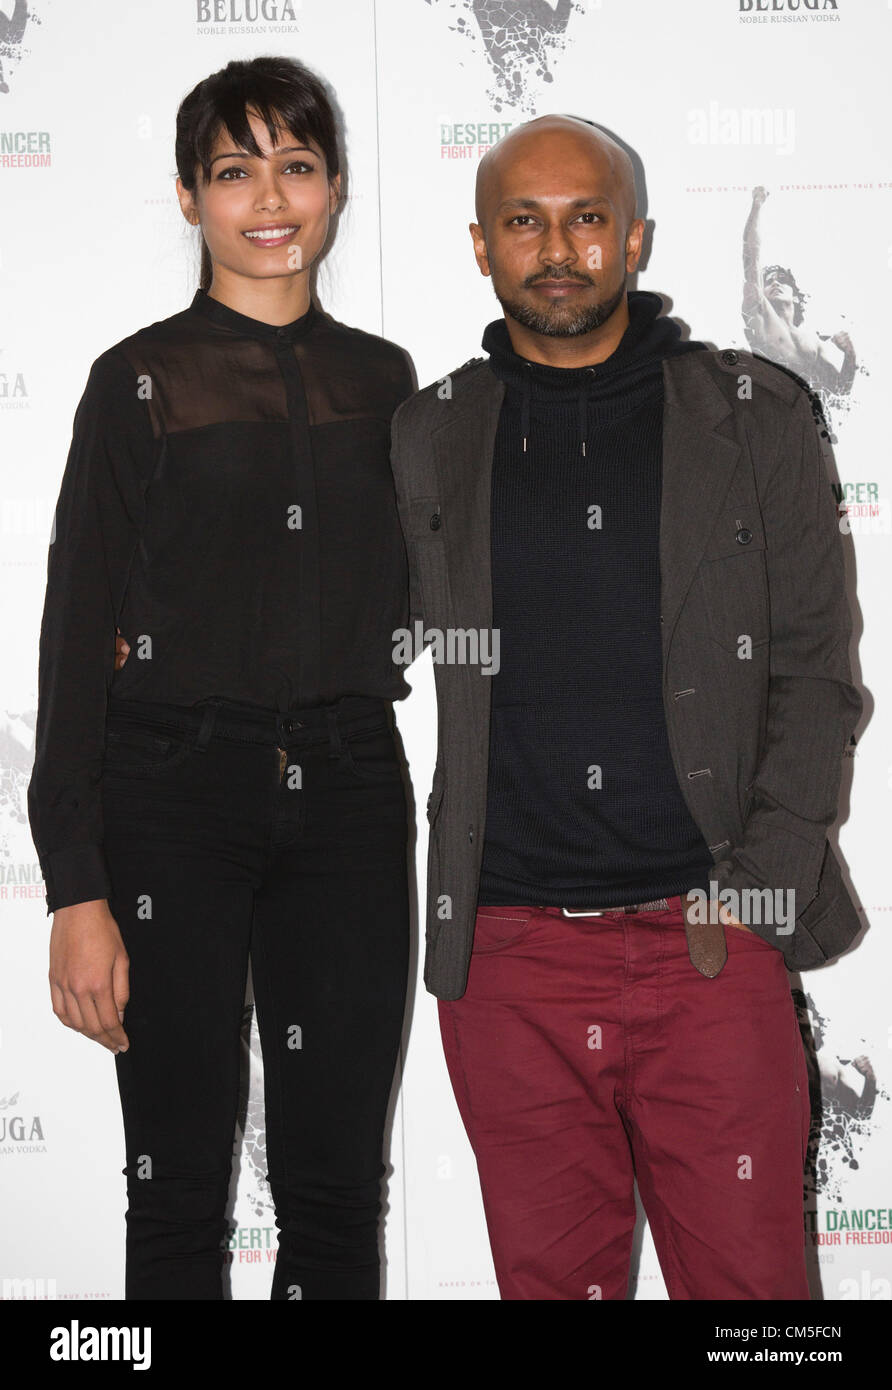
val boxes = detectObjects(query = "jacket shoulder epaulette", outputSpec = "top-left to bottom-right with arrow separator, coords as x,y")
434,354 -> 487,386
708,346 -> 803,406
430,354 -> 487,390
394,354 -> 489,428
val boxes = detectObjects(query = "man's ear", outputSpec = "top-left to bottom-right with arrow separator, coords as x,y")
469,222 -> 491,278
625,218 -> 645,274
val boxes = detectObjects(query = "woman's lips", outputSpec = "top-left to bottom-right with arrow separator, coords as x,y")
242,226 -> 298,248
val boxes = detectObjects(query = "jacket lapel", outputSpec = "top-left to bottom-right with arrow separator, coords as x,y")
660,354 -> 740,653
430,367 -> 505,639
425,351 -> 740,666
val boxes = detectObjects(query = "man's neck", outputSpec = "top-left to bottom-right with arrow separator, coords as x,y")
502,294 -> 630,368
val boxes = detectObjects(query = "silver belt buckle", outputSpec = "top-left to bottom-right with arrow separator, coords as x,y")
559,898 -> 669,918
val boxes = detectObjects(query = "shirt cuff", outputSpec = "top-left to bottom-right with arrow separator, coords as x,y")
42,844 -> 112,914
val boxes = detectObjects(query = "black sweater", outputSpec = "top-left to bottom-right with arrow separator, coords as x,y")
28,289 -> 414,913
477,290 -> 715,907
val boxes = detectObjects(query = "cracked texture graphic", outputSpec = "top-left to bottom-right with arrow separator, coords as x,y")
0,1 -> 37,96
426,0 -> 585,113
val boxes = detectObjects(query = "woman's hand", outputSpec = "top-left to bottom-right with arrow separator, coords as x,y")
114,628 -> 130,670
49,901 -> 130,1053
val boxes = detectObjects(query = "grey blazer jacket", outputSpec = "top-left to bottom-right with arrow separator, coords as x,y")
389,343 -> 863,1001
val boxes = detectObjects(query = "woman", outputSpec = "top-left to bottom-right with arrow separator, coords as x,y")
28,55 -> 415,1301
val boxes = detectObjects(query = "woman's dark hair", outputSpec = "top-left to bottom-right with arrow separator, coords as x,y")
175,55 -> 341,290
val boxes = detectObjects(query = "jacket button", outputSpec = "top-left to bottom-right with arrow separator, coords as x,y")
468,827 -> 474,843
721,349 -> 739,365
429,513 -> 442,531
736,527 -> 753,545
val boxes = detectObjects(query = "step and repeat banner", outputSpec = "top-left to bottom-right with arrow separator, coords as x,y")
1,0 -> 889,1301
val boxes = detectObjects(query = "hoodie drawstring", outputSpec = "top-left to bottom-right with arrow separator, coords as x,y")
484,290 -> 703,463
521,362 -> 597,459
579,365 -> 596,459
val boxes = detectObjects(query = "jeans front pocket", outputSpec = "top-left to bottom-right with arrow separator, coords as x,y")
339,723 -> 403,784
723,919 -> 779,952
103,722 -> 196,778
471,906 -> 536,955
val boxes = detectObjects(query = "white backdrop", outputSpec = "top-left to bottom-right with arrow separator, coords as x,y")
1,0 -> 889,1302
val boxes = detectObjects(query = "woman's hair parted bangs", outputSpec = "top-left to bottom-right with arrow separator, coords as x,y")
176,54 -> 340,189
175,55 -> 342,288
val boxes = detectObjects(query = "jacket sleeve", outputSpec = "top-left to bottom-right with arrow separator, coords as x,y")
28,348 -> 156,913
712,383 -> 862,921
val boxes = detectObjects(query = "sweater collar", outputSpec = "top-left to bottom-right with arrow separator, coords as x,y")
481,290 -> 705,457
189,287 -> 318,342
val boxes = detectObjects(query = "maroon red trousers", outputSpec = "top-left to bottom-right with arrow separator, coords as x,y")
438,896 -> 811,1300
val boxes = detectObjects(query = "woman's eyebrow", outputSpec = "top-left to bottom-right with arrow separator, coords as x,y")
209,145 -> 315,167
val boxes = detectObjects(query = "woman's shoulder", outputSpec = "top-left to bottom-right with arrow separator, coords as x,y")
313,306 -> 416,403
70,305 -> 202,433
82,302 -> 198,385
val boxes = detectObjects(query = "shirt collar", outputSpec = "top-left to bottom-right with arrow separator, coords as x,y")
189,287 -> 318,342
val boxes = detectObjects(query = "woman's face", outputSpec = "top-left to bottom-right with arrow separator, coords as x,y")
177,107 -> 340,283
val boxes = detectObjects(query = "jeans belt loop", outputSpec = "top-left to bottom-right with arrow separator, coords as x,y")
195,699 -> 221,753
325,705 -> 343,760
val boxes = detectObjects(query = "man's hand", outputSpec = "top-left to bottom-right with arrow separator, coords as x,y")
114,627 -> 130,670
682,891 -> 755,934
751,185 -> 768,207
718,904 -> 754,934
49,900 -> 130,1053
851,1055 -> 875,1082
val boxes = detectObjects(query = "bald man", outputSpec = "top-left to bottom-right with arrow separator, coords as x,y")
389,115 -> 860,1300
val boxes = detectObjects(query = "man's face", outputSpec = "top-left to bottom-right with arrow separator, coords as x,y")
470,135 -> 643,338
763,267 -> 795,308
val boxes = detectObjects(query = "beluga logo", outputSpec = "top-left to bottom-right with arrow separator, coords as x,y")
195,0 -> 302,31
738,0 -> 841,20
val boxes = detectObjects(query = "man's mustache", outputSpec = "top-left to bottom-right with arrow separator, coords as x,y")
524,270 -> 597,287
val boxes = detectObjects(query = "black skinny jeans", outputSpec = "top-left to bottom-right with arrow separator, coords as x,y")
101,693 -> 410,1300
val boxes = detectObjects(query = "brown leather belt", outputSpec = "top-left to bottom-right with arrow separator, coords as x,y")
560,898 -> 670,917
559,894 -> 728,979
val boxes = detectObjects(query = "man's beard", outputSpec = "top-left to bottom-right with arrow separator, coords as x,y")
495,273 -> 627,338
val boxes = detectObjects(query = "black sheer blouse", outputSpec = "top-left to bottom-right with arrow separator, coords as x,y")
28,288 -> 416,912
